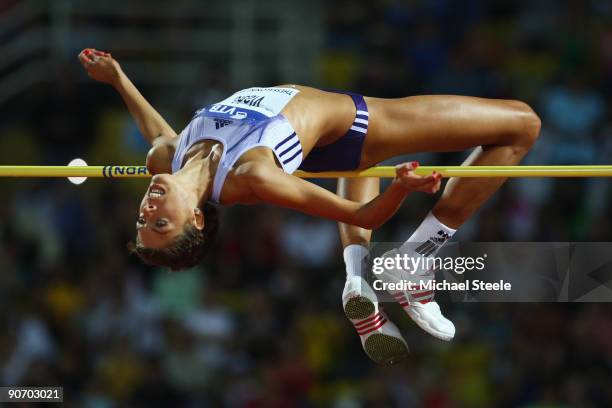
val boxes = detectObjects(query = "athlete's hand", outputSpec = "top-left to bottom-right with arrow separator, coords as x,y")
78,48 -> 122,86
393,162 -> 442,194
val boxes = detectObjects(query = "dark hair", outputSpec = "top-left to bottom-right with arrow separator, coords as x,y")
128,202 -> 219,271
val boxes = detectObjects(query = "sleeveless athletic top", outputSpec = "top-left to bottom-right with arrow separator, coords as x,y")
171,87 -> 302,203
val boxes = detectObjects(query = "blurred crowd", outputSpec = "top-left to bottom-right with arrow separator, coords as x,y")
1,0 -> 612,407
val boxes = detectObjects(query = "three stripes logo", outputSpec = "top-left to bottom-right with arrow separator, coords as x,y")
415,230 -> 451,257
352,312 -> 388,336
214,118 -> 233,130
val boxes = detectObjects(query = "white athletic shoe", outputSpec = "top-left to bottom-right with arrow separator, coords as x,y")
342,276 -> 409,365
379,249 -> 456,341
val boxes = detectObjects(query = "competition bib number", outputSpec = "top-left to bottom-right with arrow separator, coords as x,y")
210,87 -> 299,119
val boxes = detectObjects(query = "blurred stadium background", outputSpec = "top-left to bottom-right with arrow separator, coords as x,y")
1,0 -> 611,406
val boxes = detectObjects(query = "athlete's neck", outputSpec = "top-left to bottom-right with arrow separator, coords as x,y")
174,142 -> 222,205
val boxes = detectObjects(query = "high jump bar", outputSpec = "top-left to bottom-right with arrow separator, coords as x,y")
1,165 -> 612,178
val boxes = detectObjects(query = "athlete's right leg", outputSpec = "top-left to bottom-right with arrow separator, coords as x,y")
361,95 -> 542,228
359,95 -> 541,341
337,177 -> 409,365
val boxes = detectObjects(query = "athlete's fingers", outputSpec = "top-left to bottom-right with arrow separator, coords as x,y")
83,49 -> 95,60
399,174 -> 434,188
421,176 -> 442,194
427,171 -> 440,180
395,167 -> 443,193
79,50 -> 96,66
427,179 -> 441,193
89,48 -> 110,58
78,53 -> 92,67
404,171 -> 438,184
421,172 -> 442,184
405,172 -> 442,192
421,178 -> 439,189
396,161 -> 419,177
93,50 -> 110,57
395,162 -> 419,175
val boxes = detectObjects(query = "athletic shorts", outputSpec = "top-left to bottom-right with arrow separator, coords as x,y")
298,91 -> 368,172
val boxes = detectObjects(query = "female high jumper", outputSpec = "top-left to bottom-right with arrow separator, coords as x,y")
79,48 -> 541,365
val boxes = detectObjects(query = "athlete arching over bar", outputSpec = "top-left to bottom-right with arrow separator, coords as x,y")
79,48 -> 541,364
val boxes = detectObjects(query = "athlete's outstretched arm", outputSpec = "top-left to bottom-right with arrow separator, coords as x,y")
78,48 -> 177,144
245,162 -> 441,229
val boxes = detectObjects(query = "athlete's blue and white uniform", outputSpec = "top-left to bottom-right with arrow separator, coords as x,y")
171,87 -> 369,203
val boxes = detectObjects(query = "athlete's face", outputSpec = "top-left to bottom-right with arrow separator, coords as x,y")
136,174 -> 202,249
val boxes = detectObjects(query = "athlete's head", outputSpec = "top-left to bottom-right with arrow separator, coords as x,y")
129,174 -> 219,270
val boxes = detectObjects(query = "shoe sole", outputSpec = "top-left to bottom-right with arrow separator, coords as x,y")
344,296 -> 375,320
344,295 -> 409,365
364,333 -> 410,365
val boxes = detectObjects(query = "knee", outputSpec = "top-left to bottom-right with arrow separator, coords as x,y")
507,100 -> 542,150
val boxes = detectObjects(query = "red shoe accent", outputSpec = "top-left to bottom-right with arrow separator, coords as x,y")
354,312 -> 382,329
352,312 -> 389,336
392,289 -> 434,306
357,317 -> 388,335
412,290 -> 434,299
391,292 -> 409,307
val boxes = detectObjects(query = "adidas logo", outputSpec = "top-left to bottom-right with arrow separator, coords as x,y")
415,230 -> 450,257
214,118 -> 232,129
432,230 -> 450,243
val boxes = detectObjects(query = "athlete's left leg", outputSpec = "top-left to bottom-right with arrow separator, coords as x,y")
337,177 -> 409,365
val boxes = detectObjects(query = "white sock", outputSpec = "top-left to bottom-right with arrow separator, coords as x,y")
343,244 -> 370,278
399,211 -> 456,258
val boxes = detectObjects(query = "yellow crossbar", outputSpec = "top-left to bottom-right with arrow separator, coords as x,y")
1,165 -> 612,178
